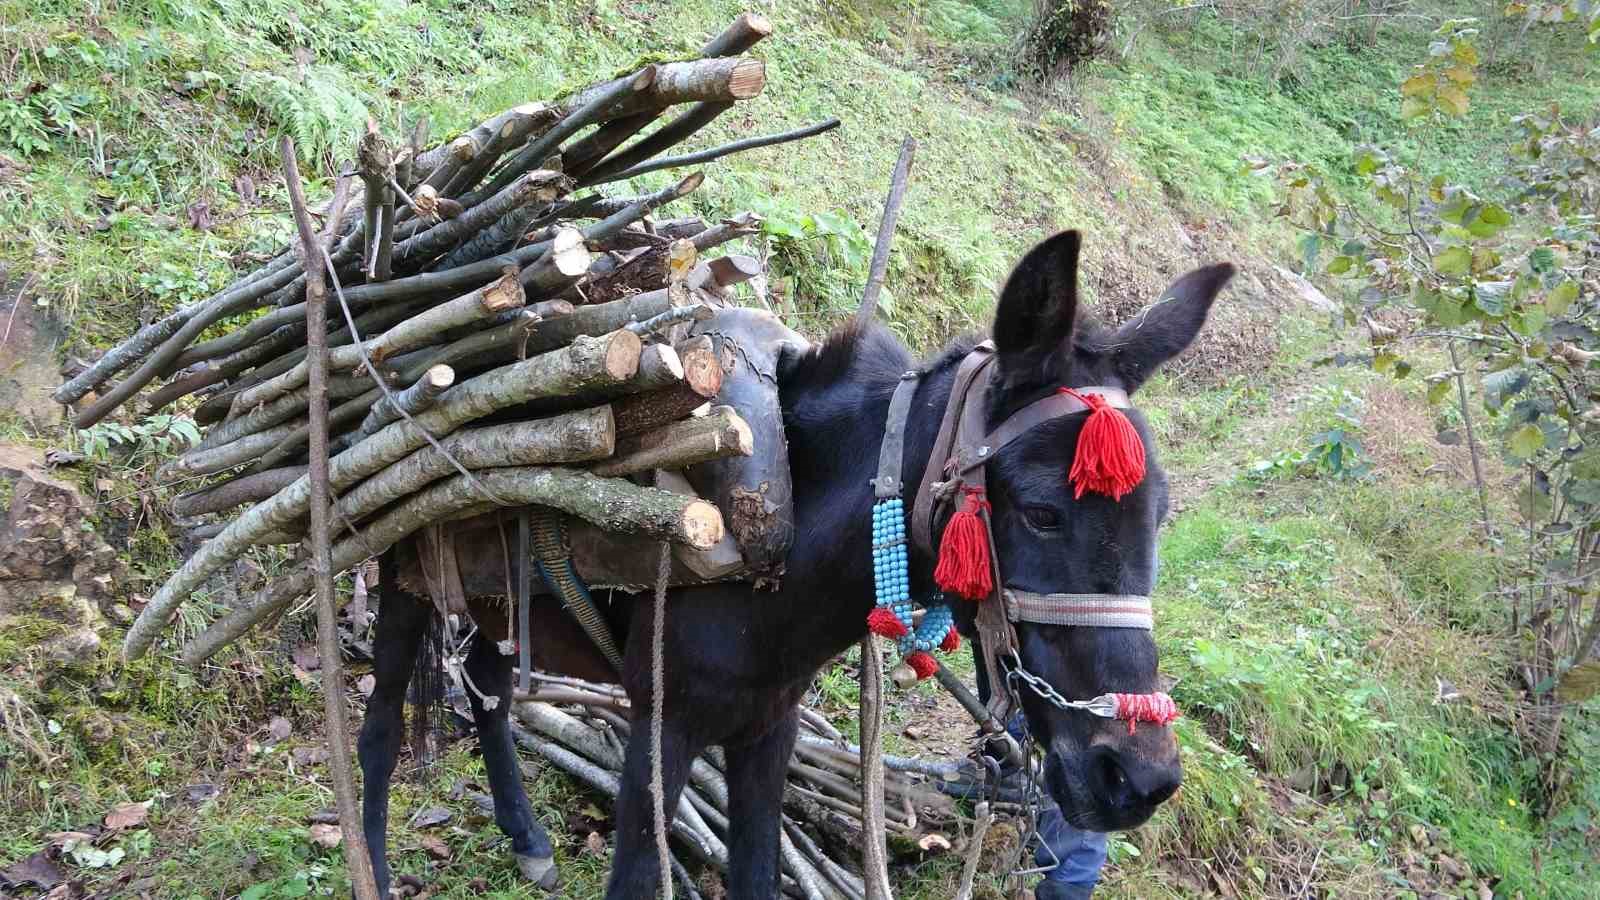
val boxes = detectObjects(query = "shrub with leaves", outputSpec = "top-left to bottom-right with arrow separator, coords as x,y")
1260,13 -> 1599,798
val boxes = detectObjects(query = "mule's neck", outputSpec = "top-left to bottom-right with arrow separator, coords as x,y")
778,329 -> 967,658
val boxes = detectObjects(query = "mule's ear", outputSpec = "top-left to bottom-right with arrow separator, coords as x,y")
1111,263 -> 1236,390
992,231 -> 1081,365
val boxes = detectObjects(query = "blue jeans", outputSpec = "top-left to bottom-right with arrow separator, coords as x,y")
1007,714 -> 1108,888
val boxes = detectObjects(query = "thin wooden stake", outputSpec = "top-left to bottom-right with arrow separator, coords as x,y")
857,136 -> 917,324
859,636 -> 895,900
281,136 -> 380,900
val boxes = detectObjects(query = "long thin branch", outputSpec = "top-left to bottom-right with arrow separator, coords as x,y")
859,636 -> 894,900
281,137 -> 380,900
585,118 -> 841,187
858,136 -> 917,323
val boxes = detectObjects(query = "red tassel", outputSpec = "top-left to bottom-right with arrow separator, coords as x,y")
1060,389 -> 1146,501
867,607 -> 908,639
940,627 -> 961,652
906,650 -> 939,680
935,488 -> 994,600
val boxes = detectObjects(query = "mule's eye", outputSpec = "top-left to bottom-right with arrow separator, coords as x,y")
1024,506 -> 1060,530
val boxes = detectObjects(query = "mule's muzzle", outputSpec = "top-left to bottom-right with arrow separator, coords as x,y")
1046,737 -> 1181,831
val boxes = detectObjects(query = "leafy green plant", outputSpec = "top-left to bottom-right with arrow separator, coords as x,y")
0,99 -> 51,156
1265,13 -> 1600,805
78,414 -> 201,468
761,206 -> 875,314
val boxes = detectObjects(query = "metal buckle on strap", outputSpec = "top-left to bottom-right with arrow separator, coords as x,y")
1003,590 -> 1153,630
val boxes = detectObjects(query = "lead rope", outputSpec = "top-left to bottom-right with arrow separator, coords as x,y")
650,541 -> 673,899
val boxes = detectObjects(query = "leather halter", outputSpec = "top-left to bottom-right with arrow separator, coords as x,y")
876,340 -> 1153,726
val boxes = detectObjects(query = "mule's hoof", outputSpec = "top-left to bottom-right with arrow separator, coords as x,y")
516,853 -> 559,891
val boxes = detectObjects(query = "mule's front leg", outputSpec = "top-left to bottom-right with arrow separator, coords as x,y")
357,563 -> 430,898
724,709 -> 799,899
605,713 -> 698,899
463,633 -> 558,889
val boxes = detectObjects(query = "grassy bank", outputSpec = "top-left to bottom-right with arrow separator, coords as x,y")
2,1 -> 1596,897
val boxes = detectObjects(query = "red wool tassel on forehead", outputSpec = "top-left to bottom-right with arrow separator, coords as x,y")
1059,388 -> 1146,501
935,488 -> 993,600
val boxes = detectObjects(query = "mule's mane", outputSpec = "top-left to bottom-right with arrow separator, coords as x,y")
786,311 -> 1118,398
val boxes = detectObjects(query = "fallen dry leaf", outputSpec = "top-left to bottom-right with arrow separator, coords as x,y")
356,674 -> 376,696
583,831 -> 607,857
0,849 -> 66,889
417,835 -> 451,860
104,800 -> 152,830
291,746 -> 330,767
308,823 -> 342,849
916,833 -> 951,852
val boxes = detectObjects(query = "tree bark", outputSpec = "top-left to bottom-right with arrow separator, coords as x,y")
356,364 -> 455,438
587,118 -> 838,187
334,406 -> 615,524
171,466 -> 307,519
123,329 -> 642,659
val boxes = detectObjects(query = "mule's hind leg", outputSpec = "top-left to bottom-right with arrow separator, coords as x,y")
358,552 -> 431,897
462,628 -> 558,889
605,713 -> 698,899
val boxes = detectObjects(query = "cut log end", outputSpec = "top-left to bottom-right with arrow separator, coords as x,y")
450,135 -> 479,161
680,345 -> 723,399
482,272 -> 527,312
604,329 -> 644,381
682,499 -> 725,550
728,58 -> 766,99
422,364 -> 456,390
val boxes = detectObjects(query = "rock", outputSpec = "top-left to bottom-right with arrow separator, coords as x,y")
0,444 -> 127,623
1,444 -> 127,673
1273,264 -> 1340,315
0,275 -> 66,426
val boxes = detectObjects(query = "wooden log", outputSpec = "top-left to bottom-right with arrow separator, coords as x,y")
234,273 -> 523,413
395,170 -> 568,268
635,343 -> 684,390
178,465 -> 722,665
166,422 -> 298,476
692,212 -> 763,251
859,636 -> 895,900
334,406 -> 615,524
355,364 -> 454,438
612,338 -> 721,437
524,289 -> 676,355
123,329 -> 643,660
468,68 -> 658,207
440,103 -> 559,199
561,111 -> 661,179
698,12 -> 774,57
591,405 -> 752,477
171,466 -> 307,519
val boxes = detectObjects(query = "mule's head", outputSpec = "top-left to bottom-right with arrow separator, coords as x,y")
979,230 -> 1233,831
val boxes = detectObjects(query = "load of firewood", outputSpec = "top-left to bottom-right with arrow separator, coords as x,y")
48,13 -> 842,664
506,673 -> 984,900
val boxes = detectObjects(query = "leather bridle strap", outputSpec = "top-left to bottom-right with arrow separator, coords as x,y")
1005,591 -> 1154,629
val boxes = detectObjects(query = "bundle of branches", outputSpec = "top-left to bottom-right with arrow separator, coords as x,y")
509,672 -> 984,900
58,13 -> 843,664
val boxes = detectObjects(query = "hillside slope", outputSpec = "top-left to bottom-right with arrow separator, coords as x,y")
1,1 -> 1596,898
